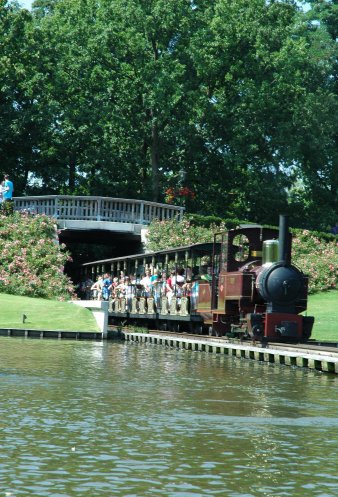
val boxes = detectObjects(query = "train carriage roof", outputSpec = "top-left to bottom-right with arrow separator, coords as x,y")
82,242 -> 219,267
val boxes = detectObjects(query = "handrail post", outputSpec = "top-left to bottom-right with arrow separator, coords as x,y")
179,207 -> 184,221
54,196 -> 59,218
97,199 -> 101,221
140,201 -> 144,224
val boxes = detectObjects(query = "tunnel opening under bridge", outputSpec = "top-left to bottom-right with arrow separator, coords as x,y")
60,229 -> 144,284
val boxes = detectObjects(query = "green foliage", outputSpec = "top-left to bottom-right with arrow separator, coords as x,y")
1,201 -> 14,216
0,212 -> 75,299
146,217 -> 226,251
129,326 -> 149,334
187,214 -> 244,229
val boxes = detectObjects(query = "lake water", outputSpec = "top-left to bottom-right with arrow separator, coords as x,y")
0,337 -> 337,497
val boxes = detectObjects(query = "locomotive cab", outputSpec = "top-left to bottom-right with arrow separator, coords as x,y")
210,225 -> 280,335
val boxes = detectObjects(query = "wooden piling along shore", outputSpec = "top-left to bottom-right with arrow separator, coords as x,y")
123,331 -> 338,374
0,328 -> 103,340
1,326 -> 337,374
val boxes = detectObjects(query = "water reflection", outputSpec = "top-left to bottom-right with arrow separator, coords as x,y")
0,337 -> 337,496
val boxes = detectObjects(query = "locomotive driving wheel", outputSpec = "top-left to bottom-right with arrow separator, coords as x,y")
208,326 -> 216,336
169,321 -> 180,332
190,323 -> 203,335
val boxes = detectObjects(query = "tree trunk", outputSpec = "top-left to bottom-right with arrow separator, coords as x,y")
151,112 -> 160,202
150,38 -> 160,202
68,158 -> 76,191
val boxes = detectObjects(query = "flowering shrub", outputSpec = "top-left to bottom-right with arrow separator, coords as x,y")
0,212 -> 76,300
146,218 -> 338,293
292,230 -> 338,293
146,217 -> 226,251
164,187 -> 196,205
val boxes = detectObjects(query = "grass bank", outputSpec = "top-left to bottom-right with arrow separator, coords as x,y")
0,293 -> 99,332
0,291 -> 335,340
306,290 -> 338,342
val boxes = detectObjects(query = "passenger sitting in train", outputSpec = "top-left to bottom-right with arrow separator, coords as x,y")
108,277 -> 119,298
166,270 -> 175,305
150,268 -> 160,305
159,270 -> 168,295
192,266 -> 200,280
84,276 -> 93,300
140,269 -> 152,297
153,272 -> 161,306
182,279 -> 192,297
123,276 -> 134,310
116,277 -> 127,297
171,268 -> 185,306
102,273 -> 112,300
150,268 -> 159,286
172,268 -> 185,288
91,275 -> 103,300
190,277 -> 199,311
200,266 -> 212,282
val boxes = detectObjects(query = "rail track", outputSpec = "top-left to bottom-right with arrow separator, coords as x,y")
263,341 -> 338,357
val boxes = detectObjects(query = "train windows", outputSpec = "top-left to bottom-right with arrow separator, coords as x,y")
232,234 -> 250,262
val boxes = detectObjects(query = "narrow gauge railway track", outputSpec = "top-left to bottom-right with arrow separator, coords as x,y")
263,341 -> 338,357
113,327 -> 338,358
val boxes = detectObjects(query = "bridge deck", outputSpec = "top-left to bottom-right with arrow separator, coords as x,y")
14,196 -> 184,233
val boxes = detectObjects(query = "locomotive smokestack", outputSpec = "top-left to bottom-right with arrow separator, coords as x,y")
278,214 -> 290,265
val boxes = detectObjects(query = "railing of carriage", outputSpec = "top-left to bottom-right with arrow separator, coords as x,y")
108,295 -> 191,317
13,196 -> 184,224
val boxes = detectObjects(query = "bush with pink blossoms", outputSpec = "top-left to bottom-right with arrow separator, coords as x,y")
292,230 -> 338,293
0,212 -> 76,300
146,217 -> 227,251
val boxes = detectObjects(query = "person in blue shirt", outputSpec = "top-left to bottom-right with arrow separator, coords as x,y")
102,273 -> 112,300
3,174 -> 14,201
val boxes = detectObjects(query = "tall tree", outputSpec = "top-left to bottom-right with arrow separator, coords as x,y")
287,0 -> 338,228
185,0 -> 337,226
93,0 -> 202,201
0,1 -> 40,192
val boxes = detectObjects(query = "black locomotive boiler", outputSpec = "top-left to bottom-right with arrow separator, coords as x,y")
82,215 -> 314,341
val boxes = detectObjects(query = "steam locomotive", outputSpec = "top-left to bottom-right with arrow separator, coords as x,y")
204,215 -> 314,340
82,215 -> 314,341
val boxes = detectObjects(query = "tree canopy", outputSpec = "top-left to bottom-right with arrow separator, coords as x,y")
1,0 -> 337,229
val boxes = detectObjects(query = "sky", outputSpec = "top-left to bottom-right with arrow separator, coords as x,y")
20,0 -> 32,9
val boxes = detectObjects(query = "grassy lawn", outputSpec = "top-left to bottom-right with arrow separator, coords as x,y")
0,293 -> 99,332
306,290 -> 338,342
0,291 -> 335,339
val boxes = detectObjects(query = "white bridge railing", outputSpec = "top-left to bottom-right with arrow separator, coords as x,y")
13,196 -> 184,225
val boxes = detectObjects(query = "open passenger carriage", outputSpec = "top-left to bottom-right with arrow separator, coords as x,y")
82,242 -> 220,333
